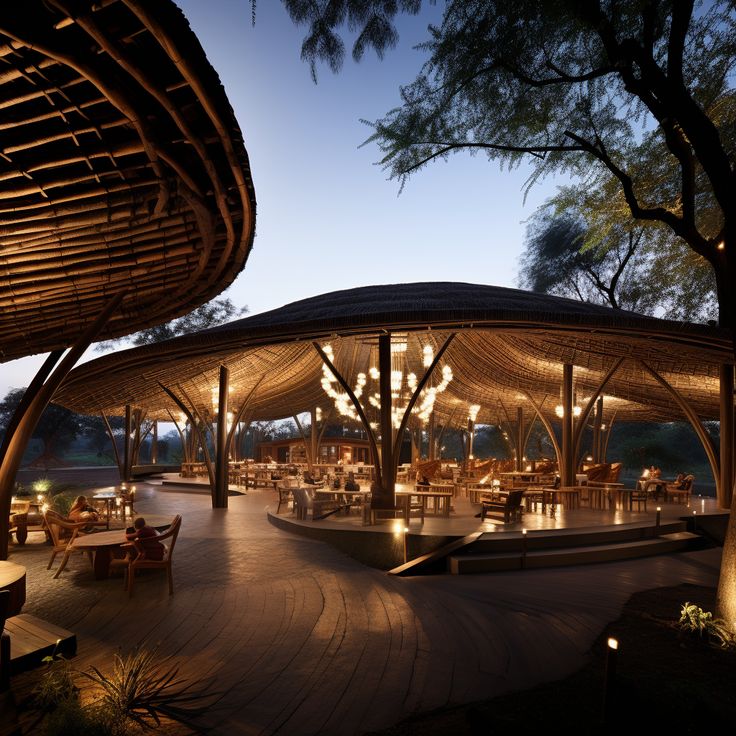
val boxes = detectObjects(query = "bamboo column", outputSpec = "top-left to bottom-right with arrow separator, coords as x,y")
311,407 -> 319,468
515,406 -> 524,471
720,364 -> 734,509
214,365 -> 229,508
151,420 -> 158,464
428,412 -> 436,461
123,404 -> 132,483
561,364 -> 575,486
592,397 -> 603,464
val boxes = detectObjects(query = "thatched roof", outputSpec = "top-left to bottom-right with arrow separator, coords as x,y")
0,0 -> 256,361
54,282 -> 732,429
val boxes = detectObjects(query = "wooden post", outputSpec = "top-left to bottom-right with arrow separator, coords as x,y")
373,334 -> 395,509
593,397 -> 603,464
428,412 -> 436,461
123,404 -> 132,483
561,364 -> 575,486
720,364 -> 734,509
214,365 -> 229,508
465,419 -> 474,463
516,406 -> 524,471
311,407 -> 319,468
151,420 -> 158,464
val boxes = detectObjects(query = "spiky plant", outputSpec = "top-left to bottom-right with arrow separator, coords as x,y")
81,645 -> 212,731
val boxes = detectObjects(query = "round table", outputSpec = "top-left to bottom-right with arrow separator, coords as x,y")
71,530 -> 129,579
0,560 -> 26,616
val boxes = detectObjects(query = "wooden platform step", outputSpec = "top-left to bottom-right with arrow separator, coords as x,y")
5,614 -> 76,674
449,531 -> 702,574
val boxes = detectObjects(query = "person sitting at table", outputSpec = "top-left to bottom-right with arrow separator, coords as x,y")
344,472 -> 360,493
68,495 -> 100,525
416,474 -> 431,487
125,517 -> 164,561
303,470 -> 318,485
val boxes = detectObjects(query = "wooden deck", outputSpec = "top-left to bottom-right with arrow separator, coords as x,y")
6,481 -> 724,735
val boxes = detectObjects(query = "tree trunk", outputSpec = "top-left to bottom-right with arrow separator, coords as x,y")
714,249 -> 736,628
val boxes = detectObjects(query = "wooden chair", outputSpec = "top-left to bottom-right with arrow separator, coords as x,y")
276,484 -> 293,513
43,510 -> 93,578
666,474 -> 694,504
124,515 -> 181,596
481,489 -> 525,523
629,487 -> 649,512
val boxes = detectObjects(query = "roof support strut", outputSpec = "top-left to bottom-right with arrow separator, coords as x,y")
0,291 -> 125,560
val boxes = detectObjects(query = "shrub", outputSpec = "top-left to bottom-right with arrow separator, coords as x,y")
678,602 -> 735,648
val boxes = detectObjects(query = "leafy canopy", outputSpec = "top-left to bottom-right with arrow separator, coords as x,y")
519,195 -> 717,320
280,1 -> 736,282
95,296 -> 246,350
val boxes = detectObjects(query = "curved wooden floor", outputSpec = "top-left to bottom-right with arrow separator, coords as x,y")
11,485 -> 721,735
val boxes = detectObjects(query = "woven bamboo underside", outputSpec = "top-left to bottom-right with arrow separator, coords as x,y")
54,282 -> 734,430
0,0 -> 256,361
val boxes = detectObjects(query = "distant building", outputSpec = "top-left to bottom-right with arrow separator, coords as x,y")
256,437 -> 371,465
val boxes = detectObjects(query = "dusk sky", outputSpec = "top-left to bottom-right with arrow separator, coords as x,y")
2,1 -> 563,395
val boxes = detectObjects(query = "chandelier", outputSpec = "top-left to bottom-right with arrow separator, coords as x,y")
319,341 -> 453,428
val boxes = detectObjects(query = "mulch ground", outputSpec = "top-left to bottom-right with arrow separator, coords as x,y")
369,583 -> 736,736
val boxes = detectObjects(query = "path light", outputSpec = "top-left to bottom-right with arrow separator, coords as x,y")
403,526 -> 410,564
602,637 -> 618,724
521,529 -> 528,568
656,506 -> 661,530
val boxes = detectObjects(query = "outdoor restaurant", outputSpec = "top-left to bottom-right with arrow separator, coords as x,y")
48,281 -> 730,569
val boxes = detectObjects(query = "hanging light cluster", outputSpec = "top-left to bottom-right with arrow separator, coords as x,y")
366,341 -> 453,427
468,404 -> 481,422
320,344 -> 366,419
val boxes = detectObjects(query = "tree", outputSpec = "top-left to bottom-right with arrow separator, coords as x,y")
277,1 -> 736,624
0,389 -> 81,467
95,296 -> 247,350
519,197 -> 717,320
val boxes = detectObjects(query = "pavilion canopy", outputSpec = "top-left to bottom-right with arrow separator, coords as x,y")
0,0 -> 256,361
53,282 -> 733,430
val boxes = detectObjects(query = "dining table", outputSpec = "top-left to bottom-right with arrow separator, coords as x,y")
70,529 -> 130,580
70,517 -> 173,580
92,490 -> 118,522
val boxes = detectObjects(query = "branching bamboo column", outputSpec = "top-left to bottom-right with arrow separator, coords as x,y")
0,292 -> 125,559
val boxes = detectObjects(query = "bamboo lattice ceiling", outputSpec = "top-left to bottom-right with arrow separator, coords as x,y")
0,0 -> 256,361
54,282 -> 733,429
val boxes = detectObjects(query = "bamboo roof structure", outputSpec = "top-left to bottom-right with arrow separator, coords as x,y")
0,0 -> 256,361
54,282 -> 733,431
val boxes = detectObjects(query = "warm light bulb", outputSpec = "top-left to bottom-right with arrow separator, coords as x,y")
607,637 -> 618,650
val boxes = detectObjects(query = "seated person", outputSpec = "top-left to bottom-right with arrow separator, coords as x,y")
68,495 -> 100,524
125,517 -> 165,561
303,470 -> 319,485
344,472 -> 360,493
332,474 -> 342,490
416,474 -> 431,487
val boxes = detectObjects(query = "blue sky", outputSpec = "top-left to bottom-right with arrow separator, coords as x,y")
1,1 -> 563,395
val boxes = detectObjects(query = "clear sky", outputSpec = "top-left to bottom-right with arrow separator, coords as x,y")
1,1 -> 562,396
